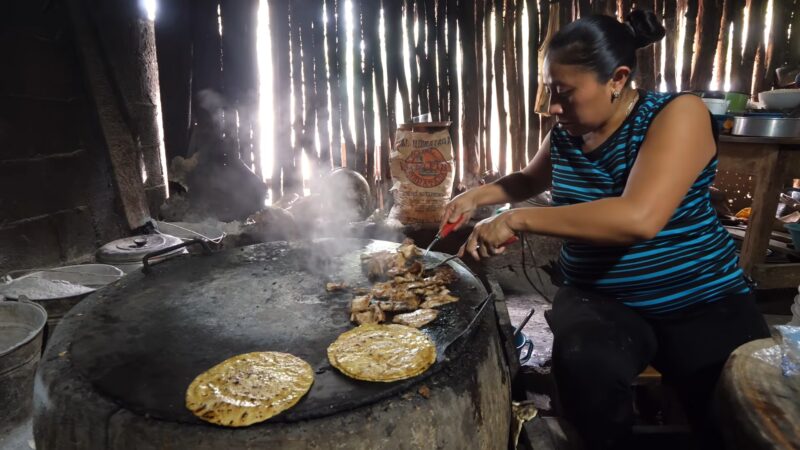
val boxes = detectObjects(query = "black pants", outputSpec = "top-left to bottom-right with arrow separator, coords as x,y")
545,287 -> 770,450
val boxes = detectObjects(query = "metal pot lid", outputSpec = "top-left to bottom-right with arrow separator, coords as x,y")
69,239 -> 487,424
96,234 -> 184,264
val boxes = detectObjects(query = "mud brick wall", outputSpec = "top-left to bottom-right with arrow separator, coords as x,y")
0,1 -> 128,273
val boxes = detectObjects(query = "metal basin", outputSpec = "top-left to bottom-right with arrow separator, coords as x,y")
0,301 -> 47,433
732,116 -> 800,138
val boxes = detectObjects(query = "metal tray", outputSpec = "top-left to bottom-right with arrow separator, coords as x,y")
732,116 -> 800,138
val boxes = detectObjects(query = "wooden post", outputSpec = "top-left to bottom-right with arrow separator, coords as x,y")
385,0 -> 411,135
312,4 -> 331,171
415,0 -> 431,115
761,0 -> 790,92
477,0 -> 487,175
297,1 -> 319,176
527,0 -> 540,157
447,0 -> 461,187
728,0 -> 745,92
462,0 -> 482,185
154,0 -> 193,161
438,0 -> 451,120
220,0 -> 260,171
271,0 -> 295,197
362,0 -> 378,187
494,0 -> 507,175
664,0 -> 679,91
681,0 -> 699,89
483,0 -> 495,173
326,0 -> 343,167
714,0 -> 734,90
191,0 -> 224,121
636,0 -> 658,90
788,0 -> 800,67
425,0 -> 441,119
654,0 -> 664,89
406,0 -> 421,117
738,0 -> 766,96
289,0 -> 305,192
66,0 -> 151,228
369,0 -> 391,197
337,0 -> 356,166
514,0 -> 526,170
689,0 -> 723,90
351,0 -> 366,173
505,0 -> 523,171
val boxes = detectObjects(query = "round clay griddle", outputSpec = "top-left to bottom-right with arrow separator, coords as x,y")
69,238 -> 487,424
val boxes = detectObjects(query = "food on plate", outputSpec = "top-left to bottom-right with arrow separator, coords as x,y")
327,324 -> 436,382
185,351 -> 313,427
392,309 -> 439,328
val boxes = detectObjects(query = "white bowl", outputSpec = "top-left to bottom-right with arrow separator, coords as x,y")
702,98 -> 729,115
758,89 -> 800,110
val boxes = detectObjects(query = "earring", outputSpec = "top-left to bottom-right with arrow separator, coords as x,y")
611,90 -> 621,102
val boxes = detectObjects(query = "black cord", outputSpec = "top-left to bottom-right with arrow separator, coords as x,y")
519,232 -> 552,303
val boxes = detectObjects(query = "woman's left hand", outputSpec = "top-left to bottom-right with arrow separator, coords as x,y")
458,211 -> 517,260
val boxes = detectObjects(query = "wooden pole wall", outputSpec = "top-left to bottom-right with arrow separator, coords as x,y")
154,0 -> 796,203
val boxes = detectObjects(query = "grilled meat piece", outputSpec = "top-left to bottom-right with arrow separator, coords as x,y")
398,239 -> 421,260
350,295 -> 372,313
376,291 -> 420,312
420,290 -> 459,309
326,282 -> 348,292
351,304 -> 386,325
392,309 -> 439,328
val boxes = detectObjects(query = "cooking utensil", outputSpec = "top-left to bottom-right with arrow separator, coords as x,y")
425,216 -> 466,256
512,306 -> 536,337
425,214 -> 520,256
436,293 -> 494,363
732,116 -> 800,138
141,238 -> 214,273
424,254 -> 459,271
96,234 -> 187,273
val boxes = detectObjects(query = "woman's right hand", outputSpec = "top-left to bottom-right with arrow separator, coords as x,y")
440,189 -> 481,231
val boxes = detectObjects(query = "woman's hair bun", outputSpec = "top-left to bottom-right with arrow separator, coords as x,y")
624,10 -> 666,49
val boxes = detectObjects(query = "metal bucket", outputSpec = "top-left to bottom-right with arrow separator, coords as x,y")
0,301 -> 47,432
0,264 -> 124,337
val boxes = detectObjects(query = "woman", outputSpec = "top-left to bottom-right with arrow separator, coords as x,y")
443,10 -> 769,450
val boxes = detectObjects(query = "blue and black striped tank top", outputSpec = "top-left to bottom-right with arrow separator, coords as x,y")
550,90 -> 751,313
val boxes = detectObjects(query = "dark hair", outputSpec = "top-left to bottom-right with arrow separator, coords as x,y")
546,10 -> 665,82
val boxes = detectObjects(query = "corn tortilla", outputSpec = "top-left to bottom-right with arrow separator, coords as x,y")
185,351 -> 314,427
328,324 -> 436,382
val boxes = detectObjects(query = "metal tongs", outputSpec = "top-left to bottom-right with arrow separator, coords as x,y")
424,214 -> 519,256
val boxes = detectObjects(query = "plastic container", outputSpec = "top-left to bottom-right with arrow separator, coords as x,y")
758,89 -> 800,110
702,98 -> 729,115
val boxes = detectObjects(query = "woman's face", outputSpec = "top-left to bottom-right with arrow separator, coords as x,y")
543,60 -> 625,136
